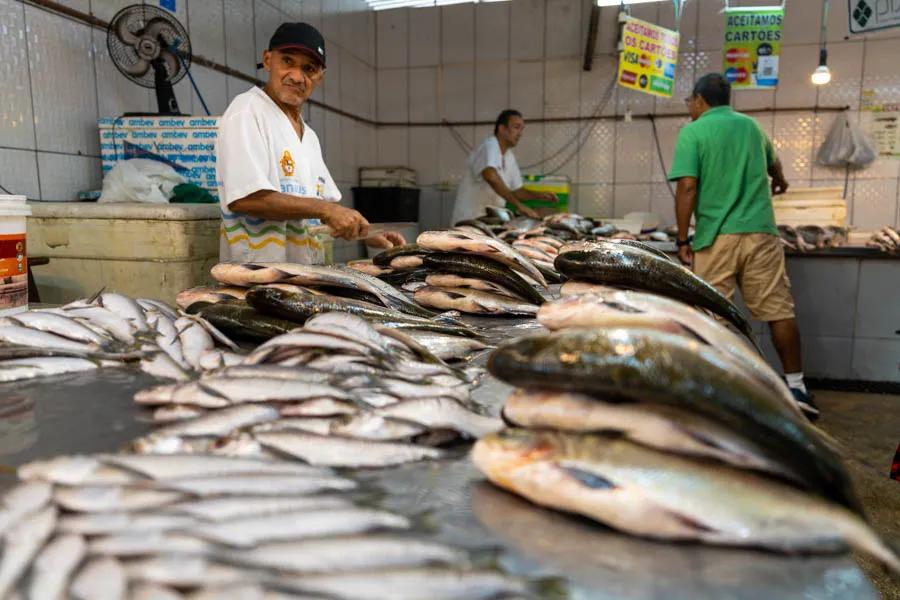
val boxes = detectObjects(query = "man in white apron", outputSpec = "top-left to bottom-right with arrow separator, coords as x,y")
216,22 -> 404,264
451,109 -> 557,224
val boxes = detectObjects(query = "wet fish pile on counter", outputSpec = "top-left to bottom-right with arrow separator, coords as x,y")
470,289 -> 900,571
131,312 -> 502,467
0,293 -> 241,384
778,225 -> 849,252
0,453 -> 535,599
866,226 -> 900,254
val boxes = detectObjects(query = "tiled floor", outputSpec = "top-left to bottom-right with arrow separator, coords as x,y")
816,390 -> 900,598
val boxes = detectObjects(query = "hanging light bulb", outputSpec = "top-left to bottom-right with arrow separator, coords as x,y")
811,48 -> 831,85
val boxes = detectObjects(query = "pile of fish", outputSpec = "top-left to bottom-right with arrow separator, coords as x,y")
132,312 -> 502,467
470,288 -> 900,570
0,292 -> 240,384
0,452 -> 537,599
866,226 -> 900,254
778,224 -> 849,252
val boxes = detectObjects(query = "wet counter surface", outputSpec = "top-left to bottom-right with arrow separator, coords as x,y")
0,317 -> 879,600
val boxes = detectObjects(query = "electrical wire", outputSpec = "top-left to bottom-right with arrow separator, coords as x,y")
0,183 -> 12,194
650,114 -> 677,199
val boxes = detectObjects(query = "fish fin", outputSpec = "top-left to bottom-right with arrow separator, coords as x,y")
660,508 -> 720,534
530,577 -> 570,600
195,380 -> 233,401
442,291 -> 468,300
241,263 -> 267,271
560,465 -> 617,490
87,286 -> 106,304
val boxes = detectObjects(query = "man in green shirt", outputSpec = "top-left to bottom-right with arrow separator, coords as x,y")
668,73 -> 817,420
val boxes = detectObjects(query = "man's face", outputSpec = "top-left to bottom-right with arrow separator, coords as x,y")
263,48 -> 324,108
499,115 -> 525,147
685,94 -> 704,121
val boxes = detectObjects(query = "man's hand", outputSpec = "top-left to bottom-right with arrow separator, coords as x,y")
365,231 -> 406,249
677,244 -> 694,267
537,191 -> 559,204
771,176 -> 789,196
514,203 -> 539,219
320,204 -> 369,240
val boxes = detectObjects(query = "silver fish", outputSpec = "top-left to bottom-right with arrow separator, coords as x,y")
414,286 -> 538,316
59,512 -> 197,536
218,535 -> 467,574
175,317 -> 215,371
145,404 -> 281,439
88,532 -> 209,558
151,405 -> 207,423
159,473 -> 356,497
138,299 -> 179,321
53,486 -> 183,513
503,390 -> 796,478
0,506 -> 57,599
473,430 -> 900,573
388,330 -> 488,361
181,377 -> 353,405
330,414 -> 427,441
280,398 -> 359,417
62,306 -> 136,344
417,230 -> 547,287
19,455 -> 138,486
0,356 -> 111,383
424,273 -> 517,297
140,352 -> 191,382
377,398 -> 502,439
167,495 -> 353,522
100,292 -> 149,331
125,556 -> 252,588
192,508 -> 410,548
276,568 -> 527,600
0,325 -> 96,352
146,309 -> 187,368
101,453 -> 327,480
29,534 -> 86,600
0,480 -> 52,537
70,556 -> 127,600
8,311 -> 109,345
253,430 -> 444,467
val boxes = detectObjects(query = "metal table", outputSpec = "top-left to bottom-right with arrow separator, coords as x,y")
0,318 -> 878,599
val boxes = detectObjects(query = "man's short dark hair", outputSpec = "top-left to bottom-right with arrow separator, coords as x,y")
494,109 -> 523,134
692,73 -> 731,107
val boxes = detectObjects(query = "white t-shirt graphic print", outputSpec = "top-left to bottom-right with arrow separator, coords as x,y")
216,86 -> 341,264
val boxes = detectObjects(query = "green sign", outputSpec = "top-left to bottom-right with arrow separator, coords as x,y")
722,7 -> 784,89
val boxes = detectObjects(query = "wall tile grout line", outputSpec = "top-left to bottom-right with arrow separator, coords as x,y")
20,2 -> 42,200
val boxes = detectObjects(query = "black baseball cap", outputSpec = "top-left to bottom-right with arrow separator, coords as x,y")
268,23 -> 326,67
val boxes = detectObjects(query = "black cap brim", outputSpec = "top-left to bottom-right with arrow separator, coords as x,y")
269,44 -> 325,67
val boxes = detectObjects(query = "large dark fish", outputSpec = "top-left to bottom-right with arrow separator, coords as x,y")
422,253 -> 546,305
187,301 -> 296,343
378,269 -> 428,287
246,287 -> 478,338
487,328 -> 859,512
555,243 -> 752,338
372,244 -> 430,267
210,263 -> 436,319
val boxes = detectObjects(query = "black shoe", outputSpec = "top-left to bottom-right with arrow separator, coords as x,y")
791,388 -> 820,422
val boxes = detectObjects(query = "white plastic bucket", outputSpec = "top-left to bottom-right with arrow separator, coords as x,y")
0,195 -> 32,316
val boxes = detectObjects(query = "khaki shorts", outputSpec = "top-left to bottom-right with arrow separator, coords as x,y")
693,233 -> 795,322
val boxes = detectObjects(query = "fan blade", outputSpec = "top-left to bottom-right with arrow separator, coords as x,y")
158,49 -> 182,80
122,58 -> 151,77
114,14 -> 141,46
142,17 -> 178,43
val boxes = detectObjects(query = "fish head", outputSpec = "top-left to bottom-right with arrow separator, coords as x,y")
473,429 -> 560,478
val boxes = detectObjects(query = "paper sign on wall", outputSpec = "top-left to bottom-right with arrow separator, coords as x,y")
849,0 -> 900,34
870,113 -> 900,157
618,16 -> 680,98
722,7 -> 784,89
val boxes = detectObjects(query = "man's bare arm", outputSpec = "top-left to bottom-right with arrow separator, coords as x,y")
674,177 -> 697,266
481,168 -> 538,218
229,190 -> 369,240
767,157 -> 789,195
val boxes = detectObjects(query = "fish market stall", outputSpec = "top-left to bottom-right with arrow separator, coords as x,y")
0,328 -> 879,600
0,212 -> 893,598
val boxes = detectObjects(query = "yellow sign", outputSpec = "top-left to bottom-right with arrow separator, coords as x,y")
618,16 -> 680,98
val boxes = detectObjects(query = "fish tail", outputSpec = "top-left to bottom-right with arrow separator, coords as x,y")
838,513 -> 900,575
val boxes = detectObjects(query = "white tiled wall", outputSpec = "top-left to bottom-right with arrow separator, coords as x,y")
0,0 -> 375,202
374,0 -> 900,229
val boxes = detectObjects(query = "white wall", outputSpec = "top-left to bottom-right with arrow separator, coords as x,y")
374,0 -> 900,231
0,0 -> 376,213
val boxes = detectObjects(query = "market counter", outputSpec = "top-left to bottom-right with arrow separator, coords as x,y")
747,252 -> 899,384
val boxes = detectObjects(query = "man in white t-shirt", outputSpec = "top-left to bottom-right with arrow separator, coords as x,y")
216,22 -> 404,264
451,109 -> 557,224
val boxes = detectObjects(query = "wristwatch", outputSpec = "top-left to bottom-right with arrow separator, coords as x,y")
676,239 -> 690,247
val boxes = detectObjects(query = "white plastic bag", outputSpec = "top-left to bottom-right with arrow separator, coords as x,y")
98,158 -> 185,204
815,113 -> 877,168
